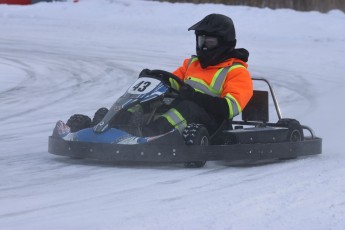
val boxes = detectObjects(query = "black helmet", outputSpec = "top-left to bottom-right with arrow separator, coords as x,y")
188,14 -> 236,43
188,14 -> 238,68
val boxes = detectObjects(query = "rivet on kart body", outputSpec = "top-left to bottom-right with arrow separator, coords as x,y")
273,137 -> 276,141
68,147 -> 71,151
249,150 -> 253,154
250,137 -> 253,141
141,152 -> 144,156
158,152 -> 161,156
116,150 -> 120,154
89,148 -> 93,152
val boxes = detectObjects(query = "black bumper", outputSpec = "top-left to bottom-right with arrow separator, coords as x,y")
48,136 -> 322,164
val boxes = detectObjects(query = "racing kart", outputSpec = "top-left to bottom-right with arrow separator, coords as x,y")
48,70 -> 322,167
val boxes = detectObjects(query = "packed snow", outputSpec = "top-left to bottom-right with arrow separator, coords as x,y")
1,0 -> 345,229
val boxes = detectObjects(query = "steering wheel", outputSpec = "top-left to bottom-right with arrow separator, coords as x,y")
143,69 -> 185,95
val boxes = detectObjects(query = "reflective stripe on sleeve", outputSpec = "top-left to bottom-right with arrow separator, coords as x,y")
225,93 -> 242,119
169,78 -> 180,90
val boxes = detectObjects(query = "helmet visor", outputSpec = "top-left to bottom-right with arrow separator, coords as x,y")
197,35 -> 219,50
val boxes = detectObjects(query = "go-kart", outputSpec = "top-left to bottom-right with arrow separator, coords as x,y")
48,70 -> 322,167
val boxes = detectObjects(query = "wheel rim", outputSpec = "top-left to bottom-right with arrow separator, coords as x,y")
290,130 -> 302,142
200,136 -> 209,145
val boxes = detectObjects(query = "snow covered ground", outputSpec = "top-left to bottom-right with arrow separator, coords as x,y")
1,0 -> 345,229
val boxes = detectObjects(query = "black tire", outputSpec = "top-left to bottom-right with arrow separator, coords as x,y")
66,114 -> 91,132
277,118 -> 304,142
276,118 -> 304,160
92,107 -> 108,126
182,124 -> 209,168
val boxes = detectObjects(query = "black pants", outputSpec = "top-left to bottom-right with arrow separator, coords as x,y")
145,100 -> 219,136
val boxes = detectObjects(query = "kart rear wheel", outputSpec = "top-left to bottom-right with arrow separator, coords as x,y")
66,114 -> 91,132
183,124 -> 209,168
289,128 -> 303,142
277,118 -> 304,159
277,118 -> 304,142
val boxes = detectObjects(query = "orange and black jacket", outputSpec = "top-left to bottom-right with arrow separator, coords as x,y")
172,49 -> 253,123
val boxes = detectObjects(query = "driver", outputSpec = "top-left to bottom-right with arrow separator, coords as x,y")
143,14 -> 253,135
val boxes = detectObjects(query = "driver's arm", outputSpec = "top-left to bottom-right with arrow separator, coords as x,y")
171,58 -> 190,90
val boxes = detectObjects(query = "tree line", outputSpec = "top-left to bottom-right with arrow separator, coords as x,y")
151,0 -> 345,13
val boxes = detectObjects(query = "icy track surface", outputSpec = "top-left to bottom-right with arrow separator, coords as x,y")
1,1 -> 345,229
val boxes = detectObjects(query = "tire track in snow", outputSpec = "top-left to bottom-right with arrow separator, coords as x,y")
0,38 -> 139,160
251,66 -> 334,119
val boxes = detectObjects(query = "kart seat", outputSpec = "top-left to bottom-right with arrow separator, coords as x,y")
241,90 -> 269,123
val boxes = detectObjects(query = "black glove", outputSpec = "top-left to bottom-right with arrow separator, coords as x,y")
179,84 -> 195,100
139,68 -> 151,76
193,93 -> 230,122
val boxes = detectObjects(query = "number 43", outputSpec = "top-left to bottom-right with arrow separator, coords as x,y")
132,81 -> 151,92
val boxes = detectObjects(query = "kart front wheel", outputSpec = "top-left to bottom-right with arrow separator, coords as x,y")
66,114 -> 91,132
183,124 -> 209,168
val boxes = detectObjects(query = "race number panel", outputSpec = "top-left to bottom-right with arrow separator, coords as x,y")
127,77 -> 161,95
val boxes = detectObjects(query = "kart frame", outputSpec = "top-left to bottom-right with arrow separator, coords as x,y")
48,77 -> 322,165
